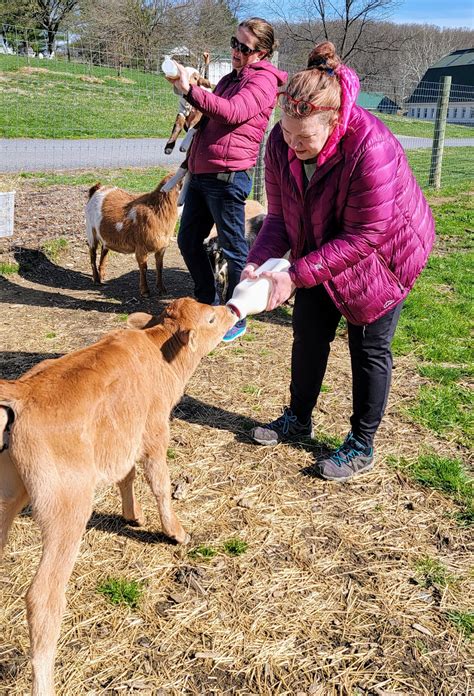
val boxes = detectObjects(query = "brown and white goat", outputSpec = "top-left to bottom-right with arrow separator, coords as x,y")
86,172 -> 182,297
0,297 -> 235,696
164,52 -> 213,155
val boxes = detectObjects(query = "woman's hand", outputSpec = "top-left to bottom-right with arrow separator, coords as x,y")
166,62 -> 190,95
240,263 -> 258,281
263,270 -> 295,310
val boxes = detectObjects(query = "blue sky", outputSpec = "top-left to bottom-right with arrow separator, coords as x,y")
258,0 -> 473,30
391,0 -> 473,29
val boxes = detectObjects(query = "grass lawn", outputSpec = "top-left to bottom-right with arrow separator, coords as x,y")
377,112 -> 473,139
0,54 -> 177,138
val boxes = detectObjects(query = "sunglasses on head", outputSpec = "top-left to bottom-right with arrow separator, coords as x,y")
278,91 -> 335,118
230,36 -> 258,56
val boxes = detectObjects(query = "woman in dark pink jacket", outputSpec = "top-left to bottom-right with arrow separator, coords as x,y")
171,18 -> 287,342
245,42 -> 435,481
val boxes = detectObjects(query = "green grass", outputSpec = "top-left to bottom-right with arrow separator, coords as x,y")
377,113 -> 473,139
406,148 -> 474,189
0,54 -> 177,138
408,384 -> 473,446
446,611 -> 474,639
389,453 -> 473,524
222,538 -> 248,556
414,556 -> 454,587
242,384 -> 260,395
45,332 -> 57,339
0,261 -> 19,275
188,544 -> 218,560
97,577 -> 143,608
17,167 -> 169,193
42,237 -> 68,261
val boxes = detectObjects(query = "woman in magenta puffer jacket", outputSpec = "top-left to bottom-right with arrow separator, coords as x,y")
171,18 -> 287,342
245,41 -> 435,481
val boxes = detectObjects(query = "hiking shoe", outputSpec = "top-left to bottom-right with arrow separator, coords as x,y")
251,406 -> 313,446
316,432 -> 374,482
222,319 -> 246,343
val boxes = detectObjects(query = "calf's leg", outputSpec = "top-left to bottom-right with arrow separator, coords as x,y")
143,434 -> 189,544
0,450 -> 29,558
118,467 -> 144,526
27,483 -> 94,696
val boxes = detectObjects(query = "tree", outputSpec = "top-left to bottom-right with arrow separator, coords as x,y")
267,0 -> 401,65
32,1 -> 79,53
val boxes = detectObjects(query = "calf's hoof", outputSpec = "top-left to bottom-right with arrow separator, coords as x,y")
173,529 -> 191,545
164,144 -> 175,154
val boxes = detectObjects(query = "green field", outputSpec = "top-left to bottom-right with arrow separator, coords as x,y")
1,54 -> 474,140
0,54 -> 177,138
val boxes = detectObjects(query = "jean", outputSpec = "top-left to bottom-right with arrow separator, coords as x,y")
290,284 -> 404,447
177,172 -> 253,305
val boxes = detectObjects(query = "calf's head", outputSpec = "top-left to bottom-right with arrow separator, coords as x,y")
128,298 -> 235,360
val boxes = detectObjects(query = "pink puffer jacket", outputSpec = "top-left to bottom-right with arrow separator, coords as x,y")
185,61 -> 287,174
248,65 -> 435,325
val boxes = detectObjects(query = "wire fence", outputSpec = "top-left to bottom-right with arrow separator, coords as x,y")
1,25 -> 473,197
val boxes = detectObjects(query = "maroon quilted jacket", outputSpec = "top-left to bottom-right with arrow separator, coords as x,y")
185,61 -> 287,173
248,65 -> 435,325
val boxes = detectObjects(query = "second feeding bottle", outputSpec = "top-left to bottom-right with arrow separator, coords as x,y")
161,55 -> 179,79
226,258 -> 291,320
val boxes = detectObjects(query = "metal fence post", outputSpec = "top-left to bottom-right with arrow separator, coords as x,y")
253,50 -> 279,205
428,75 -> 452,189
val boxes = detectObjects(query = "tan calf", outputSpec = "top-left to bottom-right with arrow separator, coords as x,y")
86,172 -> 182,297
0,298 -> 235,696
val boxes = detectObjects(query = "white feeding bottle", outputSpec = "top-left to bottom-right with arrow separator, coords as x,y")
161,55 -> 179,78
226,257 -> 291,320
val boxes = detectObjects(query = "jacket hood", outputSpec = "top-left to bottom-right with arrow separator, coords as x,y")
241,60 -> 287,86
317,63 -> 360,166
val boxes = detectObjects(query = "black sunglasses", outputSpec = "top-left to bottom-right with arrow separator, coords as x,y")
230,36 -> 258,56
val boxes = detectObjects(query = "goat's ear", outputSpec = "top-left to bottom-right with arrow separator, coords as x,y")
177,328 -> 197,352
127,312 -> 158,330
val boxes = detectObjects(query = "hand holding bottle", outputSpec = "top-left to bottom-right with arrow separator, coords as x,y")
263,269 -> 295,310
240,263 -> 258,281
163,60 -> 191,95
227,258 -> 292,319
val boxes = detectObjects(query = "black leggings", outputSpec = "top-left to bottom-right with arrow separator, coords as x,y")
290,285 -> 403,447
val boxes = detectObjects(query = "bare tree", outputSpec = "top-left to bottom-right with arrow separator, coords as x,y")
33,1 -> 79,53
267,0 -> 402,65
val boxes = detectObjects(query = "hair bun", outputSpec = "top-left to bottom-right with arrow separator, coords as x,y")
307,41 -> 340,72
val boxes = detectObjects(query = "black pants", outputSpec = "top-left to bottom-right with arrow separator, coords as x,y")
290,285 -> 403,448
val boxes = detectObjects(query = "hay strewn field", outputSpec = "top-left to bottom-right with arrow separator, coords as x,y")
0,181 -> 472,695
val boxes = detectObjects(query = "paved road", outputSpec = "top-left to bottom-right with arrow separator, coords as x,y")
1,136 -> 473,173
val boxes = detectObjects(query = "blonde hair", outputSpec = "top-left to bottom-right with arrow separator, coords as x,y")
282,41 -> 342,124
239,17 -> 277,58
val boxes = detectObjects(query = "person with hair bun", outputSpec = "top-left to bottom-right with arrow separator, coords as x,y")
245,42 -> 435,481
170,18 -> 287,342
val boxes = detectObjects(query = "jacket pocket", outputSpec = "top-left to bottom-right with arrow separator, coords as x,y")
329,252 -> 406,325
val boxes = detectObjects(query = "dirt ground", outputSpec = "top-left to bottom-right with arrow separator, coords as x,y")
0,184 -> 472,695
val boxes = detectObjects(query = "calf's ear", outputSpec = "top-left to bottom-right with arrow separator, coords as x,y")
127,312 -> 158,330
178,328 -> 197,352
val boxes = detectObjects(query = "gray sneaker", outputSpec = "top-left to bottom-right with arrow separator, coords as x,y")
251,407 -> 313,446
316,432 -> 374,482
